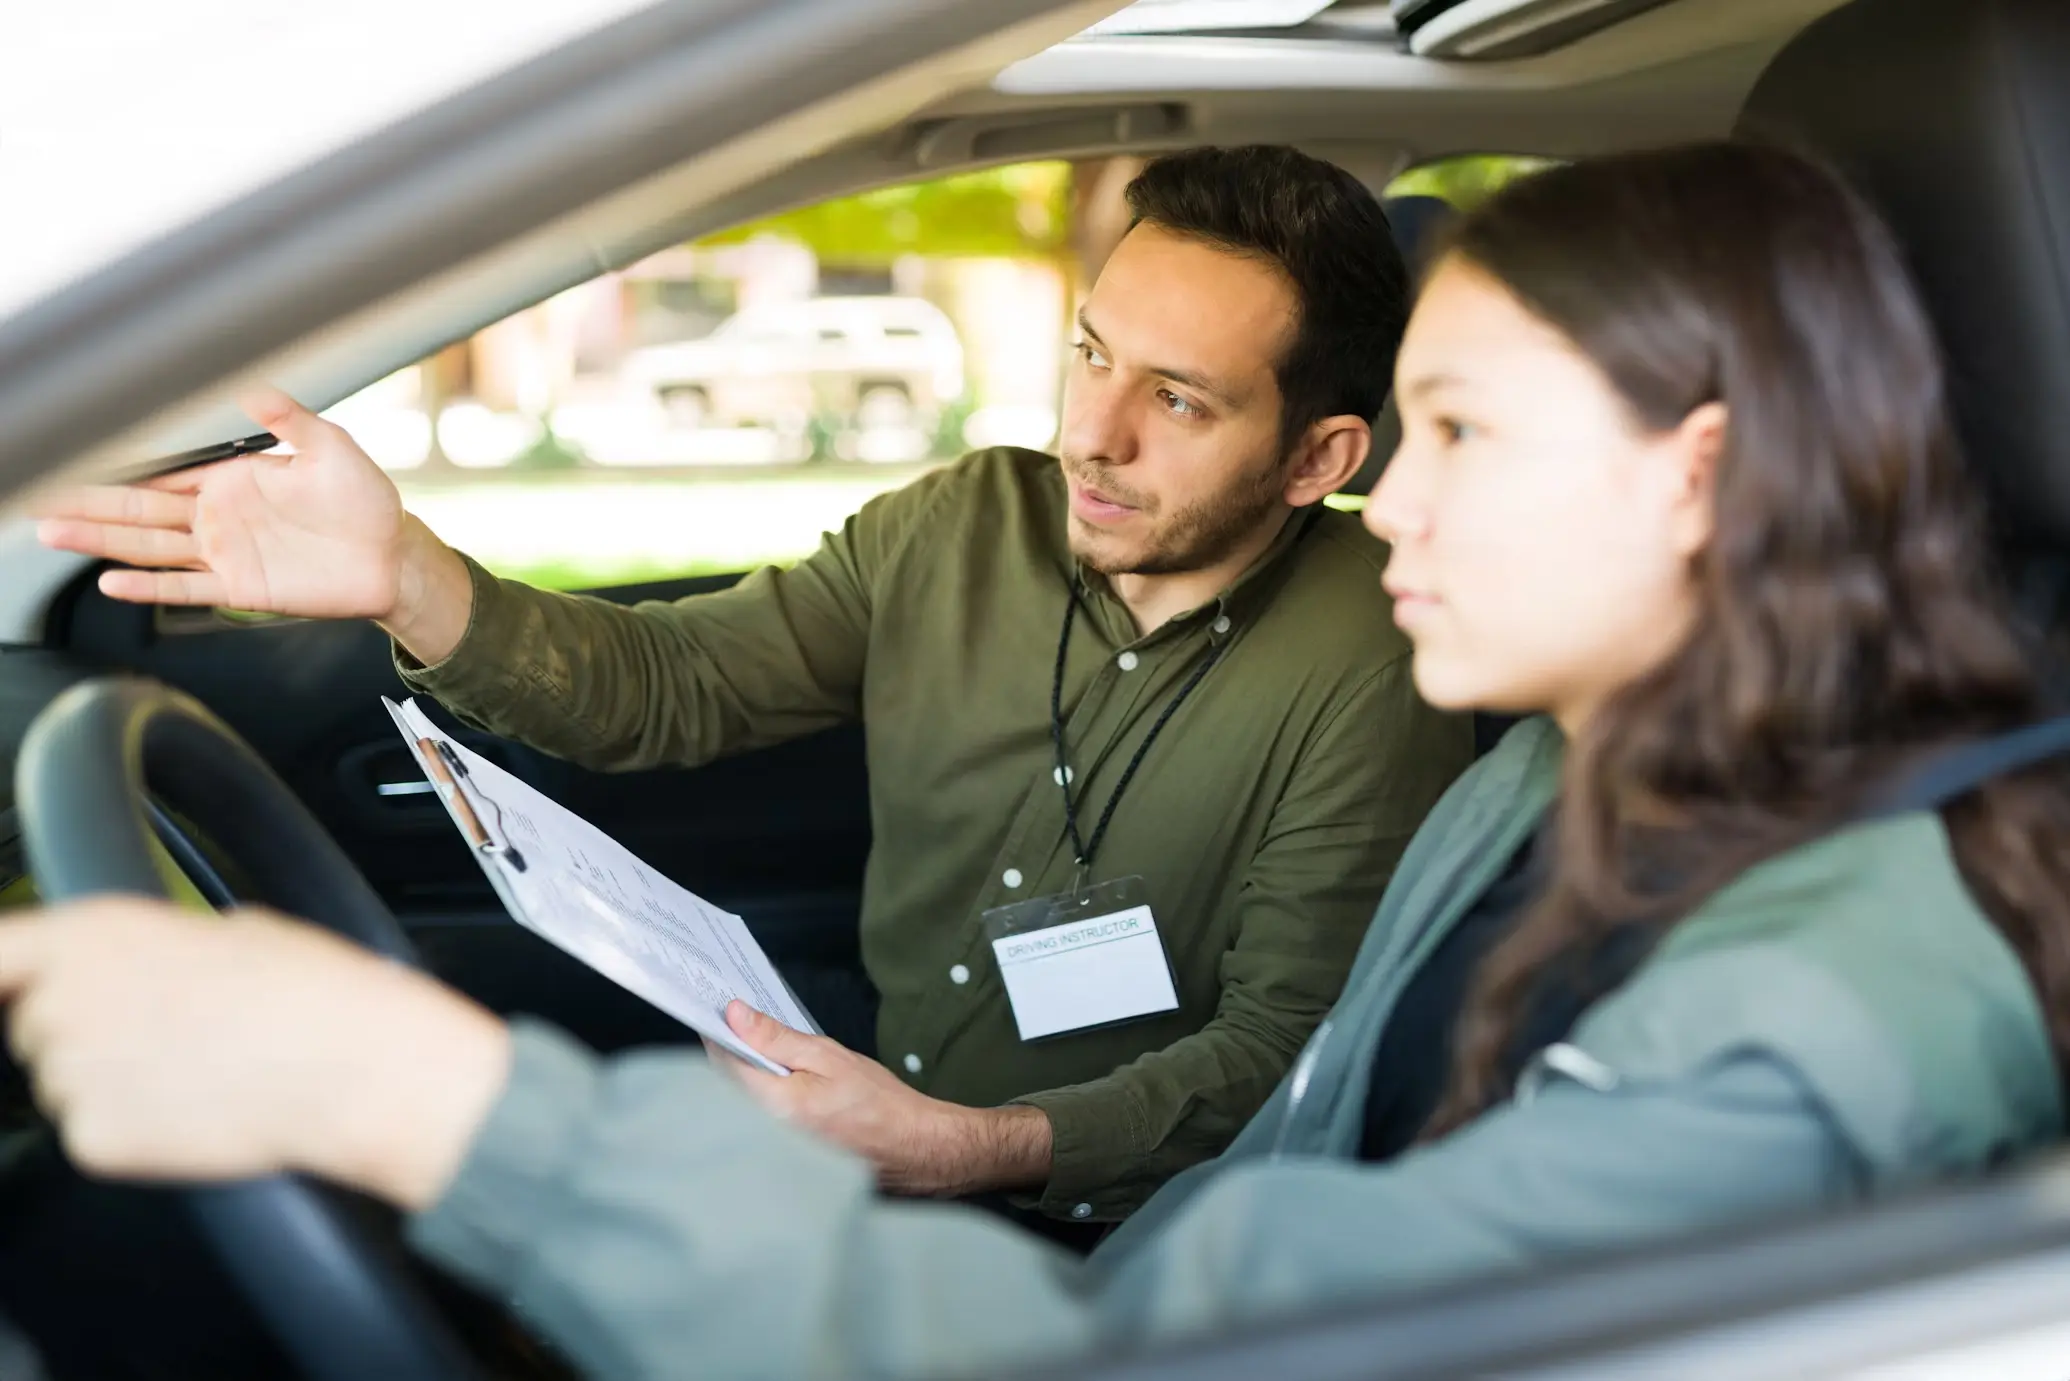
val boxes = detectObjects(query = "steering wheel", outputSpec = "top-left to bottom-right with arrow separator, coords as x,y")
12,676 -> 486,1381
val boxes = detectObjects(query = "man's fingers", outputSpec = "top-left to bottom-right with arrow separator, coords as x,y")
707,1047 -> 773,1089
238,385 -> 330,455
97,567 -> 230,608
143,465 -> 223,495
707,1045 -> 796,1121
724,1000 -> 823,1069
29,484 -> 196,530
37,520 -> 201,569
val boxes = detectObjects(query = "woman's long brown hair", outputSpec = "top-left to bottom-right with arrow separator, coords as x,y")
1422,143 -> 2070,1137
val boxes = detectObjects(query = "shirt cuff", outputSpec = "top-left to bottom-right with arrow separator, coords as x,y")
406,1018 -> 602,1288
1010,1079 -> 1155,1222
391,551 -> 526,696
406,1018 -> 877,1314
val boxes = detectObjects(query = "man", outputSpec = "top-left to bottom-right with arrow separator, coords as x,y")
33,146 -> 1468,1228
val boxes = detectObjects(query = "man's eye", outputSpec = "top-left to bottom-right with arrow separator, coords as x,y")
1158,389 -> 1201,418
1075,342 -> 1111,371
1437,416 -> 1476,445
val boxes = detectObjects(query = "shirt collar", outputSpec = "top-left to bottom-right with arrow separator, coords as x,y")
1072,503 -> 1322,648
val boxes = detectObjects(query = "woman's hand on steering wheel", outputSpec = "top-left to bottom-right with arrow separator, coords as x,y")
0,898 -> 510,1211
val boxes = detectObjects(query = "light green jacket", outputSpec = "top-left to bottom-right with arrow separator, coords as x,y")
407,719 -> 2061,1380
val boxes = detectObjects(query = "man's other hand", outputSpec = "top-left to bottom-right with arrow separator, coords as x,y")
0,898 -> 509,1211
30,387 -> 475,663
713,1000 -> 1052,1198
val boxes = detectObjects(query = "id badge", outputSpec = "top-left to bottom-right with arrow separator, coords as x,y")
982,875 -> 1179,1042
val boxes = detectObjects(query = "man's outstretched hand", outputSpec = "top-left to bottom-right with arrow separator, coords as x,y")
31,387 -> 475,663
0,898 -> 510,1211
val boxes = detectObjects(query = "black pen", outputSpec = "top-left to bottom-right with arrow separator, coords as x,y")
422,738 -> 527,872
153,431 -> 280,477
435,740 -> 471,779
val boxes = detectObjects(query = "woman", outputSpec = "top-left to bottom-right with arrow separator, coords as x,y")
6,142 -> 2068,1379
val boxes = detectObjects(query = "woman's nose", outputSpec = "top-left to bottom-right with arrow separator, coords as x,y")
1364,443 -> 1426,544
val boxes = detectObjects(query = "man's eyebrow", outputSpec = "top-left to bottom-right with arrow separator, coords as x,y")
1158,365 -> 1244,410
1076,310 -> 1246,410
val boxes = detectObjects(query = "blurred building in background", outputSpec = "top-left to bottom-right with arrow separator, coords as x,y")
327,153 -> 1539,590
339,161 -> 1083,475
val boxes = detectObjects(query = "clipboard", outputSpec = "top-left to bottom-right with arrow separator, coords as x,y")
381,698 -> 822,1073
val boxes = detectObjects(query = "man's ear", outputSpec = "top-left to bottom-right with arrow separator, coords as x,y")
1282,415 -> 1372,507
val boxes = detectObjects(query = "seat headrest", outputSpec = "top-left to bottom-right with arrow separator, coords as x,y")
1735,0 -> 2070,549
1340,196 -> 1459,497
1382,194 -> 1456,275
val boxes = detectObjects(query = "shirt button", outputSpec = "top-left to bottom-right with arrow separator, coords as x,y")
904,1053 -> 923,1074
1003,868 -> 1024,889
1212,615 -> 1232,635
1072,1202 -> 1093,1220
1052,766 -> 1074,786
950,964 -> 971,985
1117,651 -> 1140,672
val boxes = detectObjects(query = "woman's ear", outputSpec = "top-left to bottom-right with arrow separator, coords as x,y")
1283,416 -> 1373,507
1664,401 -> 1727,559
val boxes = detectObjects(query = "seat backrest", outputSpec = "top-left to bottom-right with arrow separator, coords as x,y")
1736,0 -> 2070,562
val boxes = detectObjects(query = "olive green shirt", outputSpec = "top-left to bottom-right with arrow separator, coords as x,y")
398,447 -> 1469,1218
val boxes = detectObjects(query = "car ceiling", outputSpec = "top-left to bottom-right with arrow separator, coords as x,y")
986,0 -> 1851,139
0,0 -> 1851,642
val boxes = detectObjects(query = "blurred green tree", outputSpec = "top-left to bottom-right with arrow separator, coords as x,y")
1386,154 -> 1556,209
696,162 -> 1073,262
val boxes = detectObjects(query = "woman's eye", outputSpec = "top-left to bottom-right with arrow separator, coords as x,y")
1437,416 -> 1476,445
1158,389 -> 1201,418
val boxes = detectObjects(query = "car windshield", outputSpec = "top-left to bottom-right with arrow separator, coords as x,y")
0,0 -> 665,324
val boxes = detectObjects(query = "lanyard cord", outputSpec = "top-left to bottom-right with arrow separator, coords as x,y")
1050,584 -> 1230,875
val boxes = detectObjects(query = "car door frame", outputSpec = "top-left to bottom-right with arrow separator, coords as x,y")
1013,1150 -> 2070,1381
0,0 -> 1125,495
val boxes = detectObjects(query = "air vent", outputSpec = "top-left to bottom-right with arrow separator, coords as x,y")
907,104 -> 1190,168
1392,0 -> 1674,58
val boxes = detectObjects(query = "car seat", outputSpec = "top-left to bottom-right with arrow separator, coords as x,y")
1737,0 -> 2070,654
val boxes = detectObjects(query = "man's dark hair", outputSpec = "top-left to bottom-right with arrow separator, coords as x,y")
1124,145 -> 1409,454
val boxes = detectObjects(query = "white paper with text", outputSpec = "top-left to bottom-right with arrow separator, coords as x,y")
383,697 -> 815,1074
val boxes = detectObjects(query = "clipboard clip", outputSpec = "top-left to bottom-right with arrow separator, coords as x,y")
418,737 -> 528,872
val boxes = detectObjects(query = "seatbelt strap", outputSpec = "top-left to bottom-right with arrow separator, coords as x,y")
1862,714 -> 2070,819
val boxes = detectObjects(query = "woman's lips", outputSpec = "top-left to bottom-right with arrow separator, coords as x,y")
1385,583 -> 1440,629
